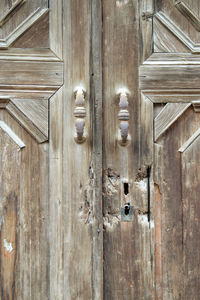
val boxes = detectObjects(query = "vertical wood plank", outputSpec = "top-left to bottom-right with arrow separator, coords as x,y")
49,0 -> 63,298
90,0 -> 103,299
182,135 -> 200,299
0,109 -> 49,299
0,129 -> 20,300
102,0 -> 154,299
61,0 -> 93,299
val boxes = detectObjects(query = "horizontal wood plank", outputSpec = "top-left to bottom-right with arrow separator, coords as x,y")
0,60 -> 63,86
140,63 -> 200,90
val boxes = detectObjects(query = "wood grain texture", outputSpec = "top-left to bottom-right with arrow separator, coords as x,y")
154,102 -> 191,141
0,98 -> 48,143
0,109 -> 49,299
154,11 -> 200,53
153,17 -> 188,53
0,0 -> 26,27
175,1 -> 200,31
49,0 -> 93,299
181,133 -> 200,299
11,99 -> 48,138
139,0 -> 153,63
0,60 -> 63,86
140,64 -> 200,90
90,0 -> 103,298
0,1 -> 64,298
0,127 -> 21,299
0,7 -> 49,48
154,0 -> 200,49
153,106 -> 200,299
12,12 -> 49,48
102,1 -> 154,299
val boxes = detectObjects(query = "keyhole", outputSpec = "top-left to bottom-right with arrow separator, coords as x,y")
124,203 -> 130,215
124,182 -> 129,195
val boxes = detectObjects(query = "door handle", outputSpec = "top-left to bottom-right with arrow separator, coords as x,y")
74,88 -> 86,143
118,91 -> 130,146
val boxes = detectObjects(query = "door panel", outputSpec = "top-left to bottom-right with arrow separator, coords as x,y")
0,109 -> 49,299
140,0 -> 200,299
1,0 -> 200,299
0,1 -> 63,299
154,106 -> 200,299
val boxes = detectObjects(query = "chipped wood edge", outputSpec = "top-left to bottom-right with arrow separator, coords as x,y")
0,7 -> 49,48
192,100 -> 200,112
155,11 -> 200,53
175,1 -> 200,31
0,120 -> 25,148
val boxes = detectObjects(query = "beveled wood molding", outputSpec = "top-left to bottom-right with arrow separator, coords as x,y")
0,120 -> 25,148
154,103 -> 191,141
0,7 -> 48,49
0,0 -> 26,27
179,127 -> 200,152
155,11 -> 200,53
0,48 -> 61,61
0,97 -> 47,143
175,1 -> 200,31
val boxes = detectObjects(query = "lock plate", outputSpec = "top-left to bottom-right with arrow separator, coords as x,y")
121,205 -> 134,222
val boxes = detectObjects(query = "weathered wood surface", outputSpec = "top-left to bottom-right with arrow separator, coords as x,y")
49,0 -> 94,299
154,102 -> 191,141
153,106 -> 200,299
0,60 -> 63,86
2,0 -> 200,298
0,0 -> 48,48
102,0 -> 154,299
0,109 -> 49,299
140,62 -> 200,90
0,0 -> 62,298
154,0 -> 200,52
140,1 -> 200,299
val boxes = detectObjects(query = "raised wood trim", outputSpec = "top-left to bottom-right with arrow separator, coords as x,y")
0,120 -> 25,148
0,7 -> 48,49
154,103 -> 191,141
179,128 -> 200,152
155,12 -> 200,53
0,0 -> 26,27
0,49 -> 61,61
0,97 -> 48,143
175,1 -> 200,31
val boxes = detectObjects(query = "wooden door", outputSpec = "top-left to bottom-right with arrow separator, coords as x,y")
1,0 -> 200,299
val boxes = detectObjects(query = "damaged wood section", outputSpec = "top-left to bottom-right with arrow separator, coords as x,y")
102,0 -> 154,298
